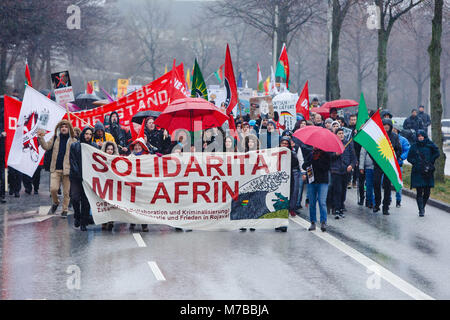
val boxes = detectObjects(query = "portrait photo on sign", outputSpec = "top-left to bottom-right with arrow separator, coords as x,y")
51,71 -> 72,89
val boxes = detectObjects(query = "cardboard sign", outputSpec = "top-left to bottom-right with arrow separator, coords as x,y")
51,70 -> 75,107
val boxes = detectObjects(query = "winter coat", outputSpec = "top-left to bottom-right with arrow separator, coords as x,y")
101,140 -> 119,155
93,121 -> 115,147
398,134 -> 410,166
145,127 -> 171,154
38,120 -> 77,175
330,138 -> 357,175
359,148 -> 374,170
105,111 -> 131,151
417,111 -> 431,128
403,115 -> 424,132
407,132 -> 440,189
69,127 -> 98,181
302,148 -> 331,184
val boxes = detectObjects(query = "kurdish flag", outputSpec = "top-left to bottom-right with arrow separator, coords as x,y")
353,110 -> 403,192
257,64 -> 264,92
275,43 -> 289,89
191,59 -> 208,101
214,63 -> 224,83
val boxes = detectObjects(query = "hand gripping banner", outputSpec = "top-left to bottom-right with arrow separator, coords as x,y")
82,144 -> 291,231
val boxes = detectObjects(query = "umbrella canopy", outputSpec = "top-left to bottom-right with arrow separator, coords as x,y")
293,126 -> 344,153
72,93 -> 101,110
132,110 -> 162,124
154,97 -> 228,133
314,99 -> 358,117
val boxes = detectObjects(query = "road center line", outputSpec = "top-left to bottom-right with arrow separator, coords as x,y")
132,233 -> 147,247
148,261 -> 166,281
289,216 -> 434,300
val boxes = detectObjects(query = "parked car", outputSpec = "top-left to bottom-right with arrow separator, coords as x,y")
392,117 -> 406,128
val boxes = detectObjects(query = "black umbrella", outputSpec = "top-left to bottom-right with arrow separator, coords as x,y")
72,93 -> 101,110
131,110 -> 162,124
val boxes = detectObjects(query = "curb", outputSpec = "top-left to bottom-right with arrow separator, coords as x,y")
401,188 -> 450,212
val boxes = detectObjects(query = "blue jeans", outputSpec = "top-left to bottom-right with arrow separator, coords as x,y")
365,169 -> 375,206
307,183 -> 328,223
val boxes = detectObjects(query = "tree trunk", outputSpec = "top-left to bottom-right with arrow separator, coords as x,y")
377,29 -> 389,109
329,18 -> 342,100
0,44 -> 8,95
428,0 -> 446,182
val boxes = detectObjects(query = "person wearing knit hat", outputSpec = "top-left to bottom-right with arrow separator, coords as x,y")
324,118 -> 333,130
331,120 -> 340,133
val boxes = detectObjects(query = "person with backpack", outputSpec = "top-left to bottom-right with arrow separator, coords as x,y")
407,130 -> 440,217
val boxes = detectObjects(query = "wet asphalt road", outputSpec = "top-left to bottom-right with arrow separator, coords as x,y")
0,171 -> 449,300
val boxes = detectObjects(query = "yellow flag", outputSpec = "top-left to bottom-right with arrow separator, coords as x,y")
186,68 -> 191,90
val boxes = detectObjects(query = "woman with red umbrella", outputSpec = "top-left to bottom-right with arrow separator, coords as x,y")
293,126 -> 345,232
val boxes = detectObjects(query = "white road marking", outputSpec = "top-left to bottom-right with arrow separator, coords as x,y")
148,261 -> 166,281
289,216 -> 435,300
132,233 -> 147,247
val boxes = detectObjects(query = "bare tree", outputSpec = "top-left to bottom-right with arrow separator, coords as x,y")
374,0 -> 425,109
326,0 -> 356,100
207,0 -> 322,64
341,2 -> 377,99
428,0 -> 446,182
127,0 -> 172,80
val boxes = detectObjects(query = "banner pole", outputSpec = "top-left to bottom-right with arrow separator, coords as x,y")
68,111 -> 90,127
65,103 -> 71,121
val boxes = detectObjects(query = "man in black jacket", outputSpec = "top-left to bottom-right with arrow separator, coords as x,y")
105,111 -> 131,155
403,109 -> 424,132
69,126 -> 96,230
373,119 -> 402,215
417,105 -> 431,130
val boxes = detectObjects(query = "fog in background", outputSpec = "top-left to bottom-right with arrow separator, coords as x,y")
3,0 -> 449,117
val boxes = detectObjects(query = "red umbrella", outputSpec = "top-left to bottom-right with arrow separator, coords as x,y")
293,126 -> 344,153
154,97 -> 229,133
314,99 -> 358,117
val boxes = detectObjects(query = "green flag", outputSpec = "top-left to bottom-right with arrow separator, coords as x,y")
191,59 -> 208,101
356,92 -> 369,131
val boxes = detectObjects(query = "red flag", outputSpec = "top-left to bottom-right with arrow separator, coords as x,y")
296,81 -> 310,120
25,63 -> 32,87
224,44 -> 238,140
3,96 -> 21,166
87,82 -> 94,94
276,43 -> 290,89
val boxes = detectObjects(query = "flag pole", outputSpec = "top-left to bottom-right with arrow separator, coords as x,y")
65,103 -> 71,121
67,111 -> 90,127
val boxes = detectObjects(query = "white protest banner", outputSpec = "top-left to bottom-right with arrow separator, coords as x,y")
272,92 -> 298,131
82,144 -> 291,231
8,86 -> 67,177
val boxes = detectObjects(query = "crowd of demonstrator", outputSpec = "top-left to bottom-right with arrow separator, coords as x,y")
0,92 -> 441,233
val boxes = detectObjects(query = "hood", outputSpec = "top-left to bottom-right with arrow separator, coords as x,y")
130,137 -> 150,154
101,140 -> 119,155
381,109 -> 393,119
110,111 -> 120,125
80,126 -> 94,144
382,118 -> 393,133
94,121 -> 105,133
416,129 -> 428,139
55,119 -> 75,138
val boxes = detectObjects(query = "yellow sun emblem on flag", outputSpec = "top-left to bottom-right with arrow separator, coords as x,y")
376,137 -> 394,160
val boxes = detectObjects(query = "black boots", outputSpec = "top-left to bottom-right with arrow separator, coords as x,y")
417,197 -> 425,217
